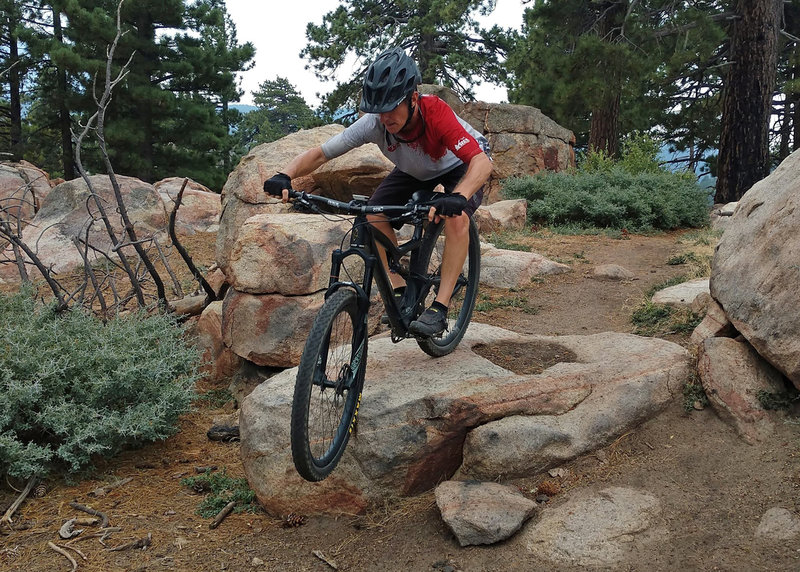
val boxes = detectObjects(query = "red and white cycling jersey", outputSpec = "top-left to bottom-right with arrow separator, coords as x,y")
321,95 -> 489,182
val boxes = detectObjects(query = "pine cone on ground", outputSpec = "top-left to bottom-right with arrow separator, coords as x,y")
283,513 -> 307,528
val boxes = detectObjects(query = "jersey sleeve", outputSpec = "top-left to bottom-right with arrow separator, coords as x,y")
427,97 -> 483,163
321,114 -> 383,159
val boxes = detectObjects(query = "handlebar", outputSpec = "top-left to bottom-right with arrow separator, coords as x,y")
267,187 -> 435,219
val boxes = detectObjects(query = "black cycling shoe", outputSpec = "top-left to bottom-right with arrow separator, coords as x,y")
409,305 -> 448,337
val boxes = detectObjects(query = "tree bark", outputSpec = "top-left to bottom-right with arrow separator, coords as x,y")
716,0 -> 781,203
8,9 -> 23,161
587,0 -> 626,157
53,2 -> 75,180
589,91 -> 621,157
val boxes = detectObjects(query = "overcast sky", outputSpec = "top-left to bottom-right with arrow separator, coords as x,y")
224,0 -> 527,107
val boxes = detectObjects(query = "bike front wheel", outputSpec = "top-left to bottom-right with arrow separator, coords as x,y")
415,216 -> 480,357
291,288 -> 367,481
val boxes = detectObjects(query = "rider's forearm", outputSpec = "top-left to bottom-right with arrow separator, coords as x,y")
452,152 -> 493,199
282,146 -> 329,179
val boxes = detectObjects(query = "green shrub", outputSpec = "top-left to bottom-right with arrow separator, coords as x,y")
0,289 -> 200,479
181,469 -> 260,518
502,169 -> 711,232
683,377 -> 710,412
503,133 -> 711,232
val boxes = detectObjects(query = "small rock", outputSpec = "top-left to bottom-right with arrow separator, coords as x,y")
522,487 -> 664,567
207,424 -> 240,442
755,507 -> 800,540
435,480 -> 536,546
651,278 -> 709,308
591,264 -> 636,280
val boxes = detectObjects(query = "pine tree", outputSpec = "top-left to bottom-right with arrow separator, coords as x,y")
235,77 -> 317,150
179,0 -> 254,177
507,0 -> 731,162
302,0 -> 512,118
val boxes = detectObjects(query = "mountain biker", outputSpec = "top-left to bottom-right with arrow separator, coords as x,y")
263,47 -> 493,337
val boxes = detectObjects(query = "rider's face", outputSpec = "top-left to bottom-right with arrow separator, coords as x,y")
379,92 -> 417,134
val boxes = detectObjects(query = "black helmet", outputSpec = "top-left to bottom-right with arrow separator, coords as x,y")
360,47 -> 421,113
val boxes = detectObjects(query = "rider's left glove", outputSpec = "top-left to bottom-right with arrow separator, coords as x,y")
264,172 -> 292,197
433,193 -> 468,217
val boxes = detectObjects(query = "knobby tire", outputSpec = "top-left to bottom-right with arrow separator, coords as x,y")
290,288 -> 367,482
415,216 -> 480,357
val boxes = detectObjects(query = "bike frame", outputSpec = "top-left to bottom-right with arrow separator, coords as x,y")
327,210 -> 433,339
286,190 -> 436,341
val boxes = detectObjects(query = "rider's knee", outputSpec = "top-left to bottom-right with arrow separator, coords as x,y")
444,213 -> 469,237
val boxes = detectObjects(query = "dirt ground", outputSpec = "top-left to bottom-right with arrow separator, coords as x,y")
2,229 -> 799,572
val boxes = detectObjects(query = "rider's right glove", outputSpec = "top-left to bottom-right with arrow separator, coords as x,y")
264,172 -> 291,197
433,193 -> 468,217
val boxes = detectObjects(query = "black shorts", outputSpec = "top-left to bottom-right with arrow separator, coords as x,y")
367,163 -> 484,218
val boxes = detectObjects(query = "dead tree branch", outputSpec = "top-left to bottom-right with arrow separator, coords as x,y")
1,476 -> 38,529
209,501 -> 236,530
106,532 -> 151,551
91,0 -> 166,309
68,501 -> 110,528
46,541 -> 78,572
168,178 -> 216,303
71,0 -> 146,309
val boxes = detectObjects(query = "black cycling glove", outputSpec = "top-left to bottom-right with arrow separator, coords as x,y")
264,172 -> 291,197
433,193 -> 468,217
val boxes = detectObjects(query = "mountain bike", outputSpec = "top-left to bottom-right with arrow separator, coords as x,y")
266,188 -> 480,482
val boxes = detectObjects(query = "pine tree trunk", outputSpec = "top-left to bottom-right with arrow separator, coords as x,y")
716,0 -> 781,203
589,91 -> 621,157
53,3 -> 74,180
8,11 -> 23,161
587,0 -> 625,158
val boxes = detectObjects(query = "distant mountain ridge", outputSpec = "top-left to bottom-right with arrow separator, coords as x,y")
231,104 -> 257,114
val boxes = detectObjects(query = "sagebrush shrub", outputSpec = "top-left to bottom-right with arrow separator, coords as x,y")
0,289 -> 201,479
501,168 -> 710,232
504,132 -> 711,232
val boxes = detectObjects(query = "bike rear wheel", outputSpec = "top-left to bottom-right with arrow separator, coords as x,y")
291,288 -> 367,481
415,216 -> 480,357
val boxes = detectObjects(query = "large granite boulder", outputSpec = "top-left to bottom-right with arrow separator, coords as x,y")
239,323 -> 690,517
0,161 -> 55,225
0,174 -> 166,284
221,288 -> 325,368
711,149 -> 800,389
697,336 -> 790,443
226,213 -> 354,295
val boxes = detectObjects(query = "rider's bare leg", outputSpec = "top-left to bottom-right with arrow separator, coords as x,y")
367,214 -> 406,290
436,212 -> 470,307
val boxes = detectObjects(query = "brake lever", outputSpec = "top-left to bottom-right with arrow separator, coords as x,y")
290,198 -> 316,214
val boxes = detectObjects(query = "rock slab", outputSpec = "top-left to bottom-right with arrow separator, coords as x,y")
239,323 -> 690,517
521,487 -> 665,567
